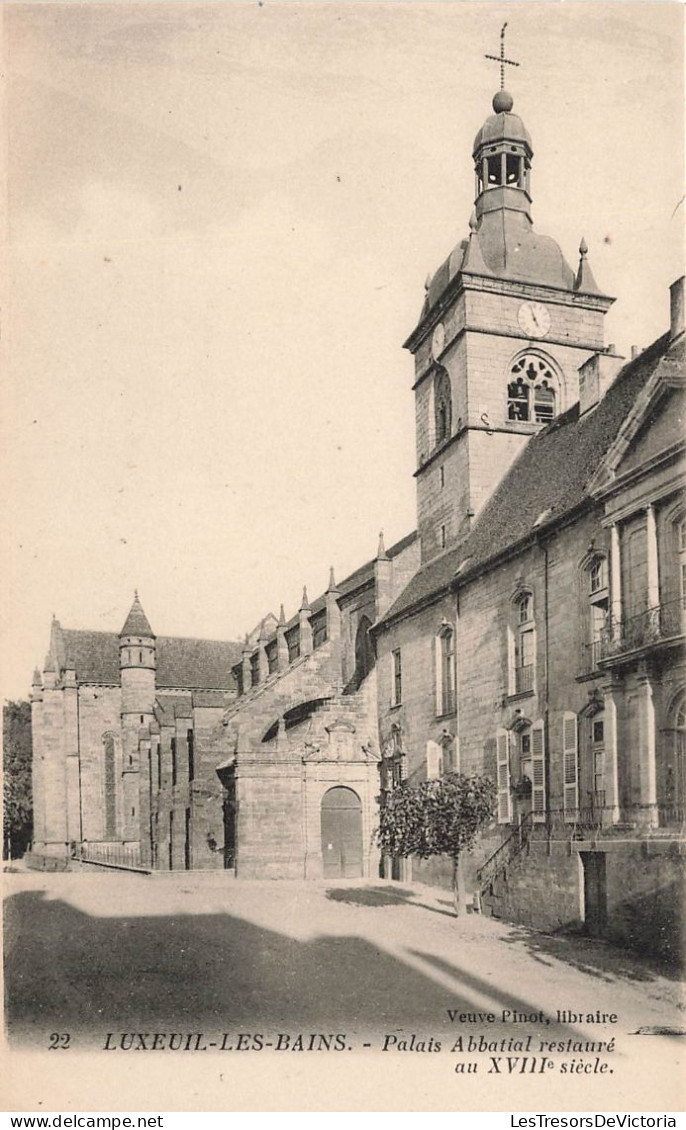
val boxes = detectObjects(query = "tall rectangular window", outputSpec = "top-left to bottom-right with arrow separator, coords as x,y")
391,649 -> 402,706
437,627 -> 456,715
171,737 -> 177,787
187,729 -> 194,783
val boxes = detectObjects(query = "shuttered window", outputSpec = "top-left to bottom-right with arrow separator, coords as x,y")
496,727 -> 511,824
562,711 -> 579,820
531,719 -> 546,821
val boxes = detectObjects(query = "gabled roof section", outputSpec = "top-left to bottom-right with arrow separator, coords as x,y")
588,334 -> 685,496
377,332 -> 674,628
156,636 -> 241,689
59,629 -> 241,688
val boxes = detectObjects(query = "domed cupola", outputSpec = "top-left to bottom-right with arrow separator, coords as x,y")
473,89 -> 533,224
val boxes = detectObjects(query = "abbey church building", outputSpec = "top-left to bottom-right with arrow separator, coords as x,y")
28,67 -> 684,960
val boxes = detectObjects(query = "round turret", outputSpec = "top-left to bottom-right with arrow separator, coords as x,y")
119,592 -> 156,716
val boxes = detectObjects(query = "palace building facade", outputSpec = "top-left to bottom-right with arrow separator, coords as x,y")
29,83 -> 685,959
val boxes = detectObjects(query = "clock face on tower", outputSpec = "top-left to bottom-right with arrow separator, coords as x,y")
518,302 -> 551,338
431,321 -> 445,358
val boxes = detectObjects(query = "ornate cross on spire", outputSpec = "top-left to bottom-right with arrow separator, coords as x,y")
485,22 -> 520,90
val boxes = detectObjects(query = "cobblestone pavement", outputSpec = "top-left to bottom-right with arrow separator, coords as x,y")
3,870 -> 684,1110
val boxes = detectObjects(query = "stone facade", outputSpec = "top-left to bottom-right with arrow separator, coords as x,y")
28,86 -> 685,960
372,93 -> 685,959
30,534 -> 419,881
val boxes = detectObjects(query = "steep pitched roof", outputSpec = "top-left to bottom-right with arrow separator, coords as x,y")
119,592 -> 155,638
60,629 -> 241,688
378,331 -> 676,627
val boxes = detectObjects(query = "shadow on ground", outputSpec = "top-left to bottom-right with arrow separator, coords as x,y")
5,888 -> 586,1047
500,925 -> 684,985
325,885 -> 457,918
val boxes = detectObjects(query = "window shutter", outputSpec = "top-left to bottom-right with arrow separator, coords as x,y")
496,728 -> 511,824
562,711 -> 579,821
531,719 -> 546,821
426,740 -> 441,780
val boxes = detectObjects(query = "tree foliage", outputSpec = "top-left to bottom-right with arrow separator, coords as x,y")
3,700 -> 33,859
377,772 -> 496,862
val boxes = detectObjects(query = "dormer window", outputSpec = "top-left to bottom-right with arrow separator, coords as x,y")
507,353 -> 558,424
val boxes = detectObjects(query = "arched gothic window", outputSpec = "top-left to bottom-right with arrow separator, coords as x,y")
354,615 -> 375,685
434,369 -> 452,445
507,354 -> 558,423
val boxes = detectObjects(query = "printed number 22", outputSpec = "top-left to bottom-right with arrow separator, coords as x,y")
48,1033 -> 70,1049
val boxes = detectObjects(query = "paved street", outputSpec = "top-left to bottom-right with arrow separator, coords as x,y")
3,870 -> 685,1110
2,872 -> 682,1111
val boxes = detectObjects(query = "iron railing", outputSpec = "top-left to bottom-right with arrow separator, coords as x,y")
477,812 -> 533,889
599,597 -> 685,661
535,802 -> 684,835
78,843 -> 149,871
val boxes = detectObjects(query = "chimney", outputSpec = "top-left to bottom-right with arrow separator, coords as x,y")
670,276 -> 684,341
578,347 -> 625,415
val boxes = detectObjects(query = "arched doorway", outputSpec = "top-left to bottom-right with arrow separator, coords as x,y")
321,787 -> 363,878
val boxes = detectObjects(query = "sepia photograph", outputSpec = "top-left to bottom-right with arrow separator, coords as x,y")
1,0 -> 685,1115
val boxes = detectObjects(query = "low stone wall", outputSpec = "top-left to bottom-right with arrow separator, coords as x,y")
602,841 -> 684,964
24,852 -> 70,872
481,839 -> 582,931
479,835 -> 685,965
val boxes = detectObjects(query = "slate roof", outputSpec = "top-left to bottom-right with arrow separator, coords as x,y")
59,629 -> 241,689
154,693 -> 193,724
378,331 -> 677,628
119,593 -> 155,638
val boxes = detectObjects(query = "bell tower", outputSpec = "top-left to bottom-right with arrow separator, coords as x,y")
406,27 -> 615,564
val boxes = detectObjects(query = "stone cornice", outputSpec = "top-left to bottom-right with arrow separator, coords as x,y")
405,271 -> 614,355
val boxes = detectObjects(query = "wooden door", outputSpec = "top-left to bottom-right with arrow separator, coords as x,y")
321,787 -> 363,878
581,851 -> 607,935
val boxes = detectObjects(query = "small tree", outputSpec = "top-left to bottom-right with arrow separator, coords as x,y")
3,700 -> 33,860
376,772 -> 496,914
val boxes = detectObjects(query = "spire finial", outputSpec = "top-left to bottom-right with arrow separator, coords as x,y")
574,238 -> 600,295
377,530 -> 389,560
327,566 -> 339,593
485,22 -> 519,93
278,603 -> 286,626
300,586 -> 310,611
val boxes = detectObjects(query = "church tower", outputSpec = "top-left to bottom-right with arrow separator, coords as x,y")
406,32 -> 615,563
119,592 -> 156,843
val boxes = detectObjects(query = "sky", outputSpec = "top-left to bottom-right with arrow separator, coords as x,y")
2,1 -> 684,700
